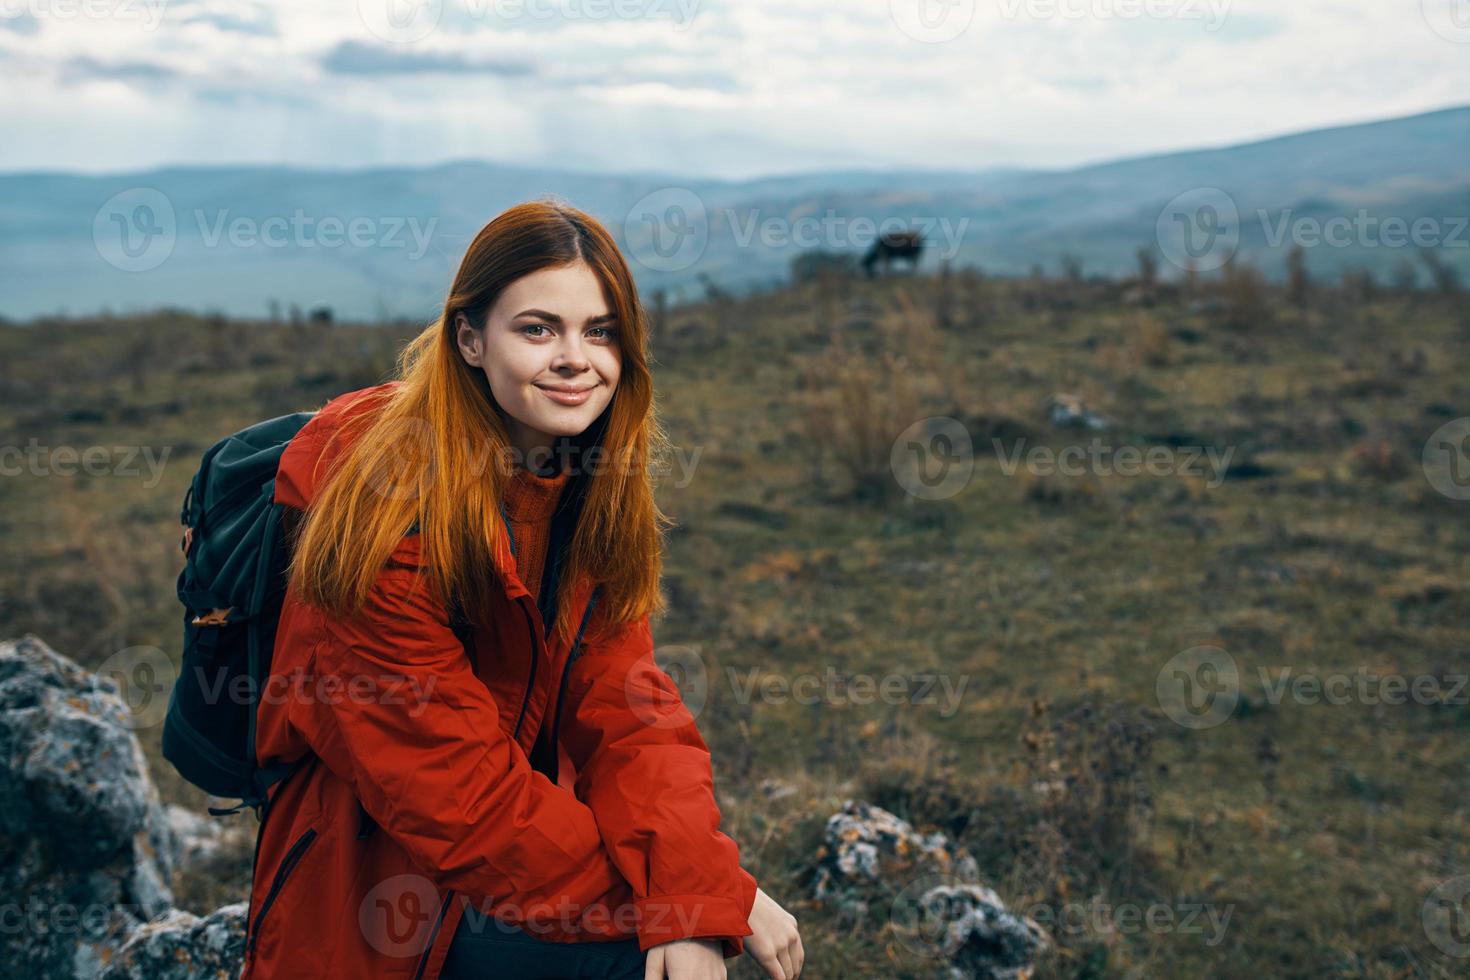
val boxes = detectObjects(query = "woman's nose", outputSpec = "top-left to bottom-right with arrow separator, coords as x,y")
551,337 -> 591,370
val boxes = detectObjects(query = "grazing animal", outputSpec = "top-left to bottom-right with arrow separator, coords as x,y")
862,230 -> 924,278
790,249 -> 858,283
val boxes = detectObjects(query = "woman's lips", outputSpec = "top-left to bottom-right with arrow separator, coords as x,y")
536,384 -> 596,406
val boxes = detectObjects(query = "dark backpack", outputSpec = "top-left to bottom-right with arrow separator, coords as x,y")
166,406 -> 478,819
165,410 -> 318,817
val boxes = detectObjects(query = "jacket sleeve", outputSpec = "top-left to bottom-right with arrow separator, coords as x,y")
559,613 -> 758,958
281,539 -> 637,938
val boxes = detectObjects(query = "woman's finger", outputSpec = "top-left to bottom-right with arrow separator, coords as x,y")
644,944 -> 665,980
755,947 -> 786,980
777,944 -> 794,980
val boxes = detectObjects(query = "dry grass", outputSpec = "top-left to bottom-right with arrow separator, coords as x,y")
2,267 -> 1468,978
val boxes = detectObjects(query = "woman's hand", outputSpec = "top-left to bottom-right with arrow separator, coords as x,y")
744,887 -> 804,980
644,937 -> 726,979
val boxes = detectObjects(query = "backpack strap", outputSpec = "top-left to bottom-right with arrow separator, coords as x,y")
207,758 -> 307,817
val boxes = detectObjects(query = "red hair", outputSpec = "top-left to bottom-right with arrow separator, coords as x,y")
287,199 -> 671,643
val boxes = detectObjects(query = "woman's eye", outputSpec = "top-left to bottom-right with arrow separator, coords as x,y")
521,323 -> 616,340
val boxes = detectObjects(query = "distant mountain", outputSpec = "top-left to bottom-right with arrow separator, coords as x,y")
1,106 -> 1464,322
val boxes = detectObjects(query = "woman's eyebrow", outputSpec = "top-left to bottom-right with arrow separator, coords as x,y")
513,308 -> 618,325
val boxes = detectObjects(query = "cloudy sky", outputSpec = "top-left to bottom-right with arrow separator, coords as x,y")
2,0 -> 1466,179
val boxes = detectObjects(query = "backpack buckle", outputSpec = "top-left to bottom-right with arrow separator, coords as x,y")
191,607 -> 234,626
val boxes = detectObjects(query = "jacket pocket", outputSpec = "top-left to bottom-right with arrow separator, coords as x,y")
248,826 -> 319,955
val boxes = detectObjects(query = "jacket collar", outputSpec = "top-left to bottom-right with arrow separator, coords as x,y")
275,382 -> 601,638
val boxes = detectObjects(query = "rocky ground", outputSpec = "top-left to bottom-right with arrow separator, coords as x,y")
2,633 -> 1042,979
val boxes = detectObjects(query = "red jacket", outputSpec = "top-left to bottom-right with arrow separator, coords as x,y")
240,382 -> 757,979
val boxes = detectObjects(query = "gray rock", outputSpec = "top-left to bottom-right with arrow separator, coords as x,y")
97,902 -> 247,980
758,778 -> 798,801
811,799 -> 1049,980
0,634 -> 246,979
1043,393 -> 1114,431
811,799 -> 980,899
916,884 -> 1049,980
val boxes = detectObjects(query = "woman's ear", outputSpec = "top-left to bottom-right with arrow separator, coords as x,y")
455,313 -> 481,367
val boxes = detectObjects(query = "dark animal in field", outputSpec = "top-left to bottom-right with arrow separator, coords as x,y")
790,249 -> 858,283
862,230 -> 924,278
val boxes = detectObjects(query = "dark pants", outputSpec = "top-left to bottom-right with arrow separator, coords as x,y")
438,908 -> 648,980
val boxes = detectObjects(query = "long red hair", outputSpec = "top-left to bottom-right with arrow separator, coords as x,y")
286,199 -> 671,643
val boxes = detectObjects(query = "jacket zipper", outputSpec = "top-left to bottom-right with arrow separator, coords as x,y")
500,503 -> 539,746
510,599 -> 540,743
247,827 -> 318,955
412,888 -> 455,980
245,778 -> 277,953
407,527 -> 593,977
546,588 -> 603,782
505,500 -> 564,746
413,592 -> 597,978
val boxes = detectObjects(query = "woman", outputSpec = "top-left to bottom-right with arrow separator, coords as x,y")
241,201 -> 804,980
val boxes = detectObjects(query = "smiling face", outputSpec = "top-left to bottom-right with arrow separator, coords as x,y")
455,260 -> 622,472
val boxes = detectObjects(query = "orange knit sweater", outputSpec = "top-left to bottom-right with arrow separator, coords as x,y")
501,463 -> 572,602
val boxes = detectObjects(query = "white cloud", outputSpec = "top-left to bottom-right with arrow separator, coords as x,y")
0,0 -> 1463,176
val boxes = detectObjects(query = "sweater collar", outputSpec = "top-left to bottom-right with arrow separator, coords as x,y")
502,464 -> 572,523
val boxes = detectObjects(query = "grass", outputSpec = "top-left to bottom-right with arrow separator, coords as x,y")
1,267 -> 1467,978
